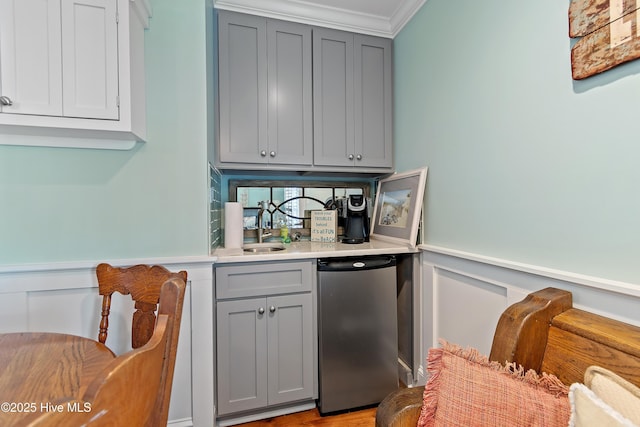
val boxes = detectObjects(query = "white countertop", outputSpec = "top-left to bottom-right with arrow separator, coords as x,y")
213,238 -> 418,263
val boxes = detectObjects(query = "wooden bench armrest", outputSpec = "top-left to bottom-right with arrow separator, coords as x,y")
375,386 -> 423,427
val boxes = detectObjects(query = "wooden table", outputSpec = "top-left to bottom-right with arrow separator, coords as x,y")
0,332 -> 116,426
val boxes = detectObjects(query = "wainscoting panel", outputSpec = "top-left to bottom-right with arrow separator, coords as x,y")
434,268 -> 507,355
0,256 -> 216,427
0,292 -> 28,332
418,245 -> 640,386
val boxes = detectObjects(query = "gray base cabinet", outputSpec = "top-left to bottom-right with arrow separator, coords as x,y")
215,261 -> 315,417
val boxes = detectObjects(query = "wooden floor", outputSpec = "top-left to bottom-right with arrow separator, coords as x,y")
234,406 -> 377,426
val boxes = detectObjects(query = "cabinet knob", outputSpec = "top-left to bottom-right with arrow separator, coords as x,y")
270,151 -> 276,157
258,307 -> 265,315
348,154 -> 354,160
356,154 -> 362,161
0,96 -> 13,106
260,150 -> 267,157
269,306 -> 276,313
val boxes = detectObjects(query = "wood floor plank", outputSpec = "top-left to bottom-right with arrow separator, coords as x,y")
235,407 -> 377,426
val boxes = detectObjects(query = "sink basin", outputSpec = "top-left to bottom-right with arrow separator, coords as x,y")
243,242 -> 286,253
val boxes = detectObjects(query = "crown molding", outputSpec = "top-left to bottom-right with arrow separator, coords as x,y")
389,0 -> 426,37
213,0 -> 426,38
130,0 -> 152,29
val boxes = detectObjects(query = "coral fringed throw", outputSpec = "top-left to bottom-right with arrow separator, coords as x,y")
417,340 -> 570,427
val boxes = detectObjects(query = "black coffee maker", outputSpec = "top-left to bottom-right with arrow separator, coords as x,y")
341,195 -> 370,244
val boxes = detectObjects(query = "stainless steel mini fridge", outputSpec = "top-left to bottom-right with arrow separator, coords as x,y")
317,255 -> 398,414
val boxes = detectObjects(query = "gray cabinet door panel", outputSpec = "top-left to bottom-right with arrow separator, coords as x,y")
267,293 -> 314,405
267,20 -> 312,165
312,28 -> 354,167
218,12 -> 268,163
354,35 -> 393,168
216,298 -> 268,415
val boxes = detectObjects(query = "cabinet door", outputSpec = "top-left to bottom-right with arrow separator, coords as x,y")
354,35 -> 393,168
61,0 -> 118,119
0,0 -> 62,116
216,298 -> 268,415
266,20 -> 312,166
312,28 -> 355,167
267,293 -> 314,405
218,11 -> 268,164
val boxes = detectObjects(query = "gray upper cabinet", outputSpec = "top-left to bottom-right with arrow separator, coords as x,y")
216,11 -> 392,173
267,20 -> 313,165
313,28 -> 393,170
312,28 -> 355,168
218,12 -> 267,164
217,11 -> 312,166
354,35 -> 393,169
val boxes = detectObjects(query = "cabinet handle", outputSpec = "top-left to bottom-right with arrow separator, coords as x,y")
258,307 -> 265,315
269,306 -> 276,313
356,154 -> 362,161
260,150 -> 267,157
270,151 -> 276,157
348,154 -> 354,160
0,96 -> 13,106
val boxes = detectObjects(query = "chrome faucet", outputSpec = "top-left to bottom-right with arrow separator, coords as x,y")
257,201 -> 272,243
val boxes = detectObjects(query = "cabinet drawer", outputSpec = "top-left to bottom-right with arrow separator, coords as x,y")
215,261 -> 313,299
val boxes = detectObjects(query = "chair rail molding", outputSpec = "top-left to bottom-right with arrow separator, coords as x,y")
417,244 -> 640,387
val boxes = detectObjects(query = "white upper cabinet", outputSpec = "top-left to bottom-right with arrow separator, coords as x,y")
0,0 -> 150,149
61,0 -> 119,120
0,0 -> 63,116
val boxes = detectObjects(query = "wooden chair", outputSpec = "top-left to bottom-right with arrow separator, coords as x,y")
96,263 -> 187,426
27,276 -> 186,426
96,263 -> 187,349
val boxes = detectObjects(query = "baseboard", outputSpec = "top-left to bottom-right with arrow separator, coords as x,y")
168,418 -> 194,427
216,401 -> 316,427
398,357 -> 414,386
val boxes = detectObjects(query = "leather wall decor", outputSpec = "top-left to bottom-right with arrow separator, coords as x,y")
569,0 -> 640,79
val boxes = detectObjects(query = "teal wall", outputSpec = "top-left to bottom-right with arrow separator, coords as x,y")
4,0 -> 639,284
394,0 -> 640,283
0,0 -> 210,265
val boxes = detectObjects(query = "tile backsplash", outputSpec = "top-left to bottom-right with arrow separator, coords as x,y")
209,164 -> 222,252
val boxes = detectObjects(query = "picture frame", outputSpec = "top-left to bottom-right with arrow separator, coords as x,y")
370,167 -> 428,247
